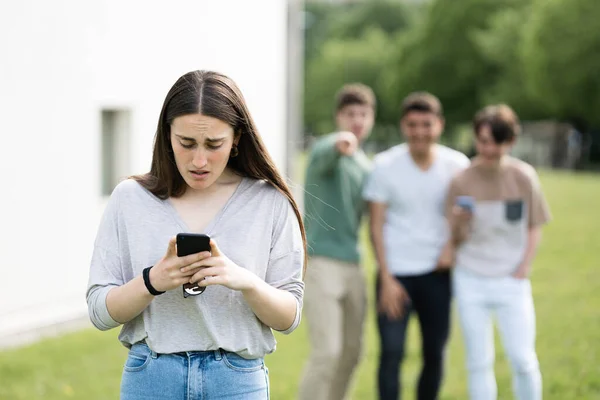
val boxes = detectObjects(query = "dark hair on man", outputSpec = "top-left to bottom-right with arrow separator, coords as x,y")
400,91 -> 443,118
473,104 -> 521,144
335,83 -> 376,112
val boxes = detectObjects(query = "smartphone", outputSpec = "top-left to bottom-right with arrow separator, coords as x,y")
456,195 -> 475,212
176,233 -> 211,297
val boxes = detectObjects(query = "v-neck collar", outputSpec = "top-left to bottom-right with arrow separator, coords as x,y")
162,177 -> 249,236
407,145 -> 440,174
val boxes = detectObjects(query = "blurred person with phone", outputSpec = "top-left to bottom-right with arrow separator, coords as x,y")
86,70 -> 306,399
298,84 -> 375,400
444,105 -> 551,400
363,92 -> 470,400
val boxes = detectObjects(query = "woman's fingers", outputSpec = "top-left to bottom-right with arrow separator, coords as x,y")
198,275 -> 225,287
189,266 -> 221,284
166,236 -> 177,256
209,239 -> 223,257
180,256 -> 221,273
181,257 -> 212,272
178,251 -> 212,269
179,266 -> 202,277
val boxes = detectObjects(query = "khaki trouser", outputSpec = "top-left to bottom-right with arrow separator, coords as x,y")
298,256 -> 367,400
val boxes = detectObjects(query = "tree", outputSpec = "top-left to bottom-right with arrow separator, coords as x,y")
304,28 -> 397,136
303,1 -> 418,140
328,0 -> 418,40
471,2 -> 546,120
390,0 -> 523,129
521,0 -> 600,129
303,1 -> 416,65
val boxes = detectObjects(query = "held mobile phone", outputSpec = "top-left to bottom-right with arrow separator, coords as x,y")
456,195 -> 475,212
176,233 -> 211,297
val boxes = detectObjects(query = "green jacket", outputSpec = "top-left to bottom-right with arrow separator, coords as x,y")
303,134 -> 371,264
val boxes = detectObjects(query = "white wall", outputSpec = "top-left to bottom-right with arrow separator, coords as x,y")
0,0 -> 289,345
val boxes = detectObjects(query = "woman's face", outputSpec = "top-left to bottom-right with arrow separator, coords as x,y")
170,113 -> 239,193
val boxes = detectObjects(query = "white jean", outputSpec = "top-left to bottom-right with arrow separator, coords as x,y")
453,268 -> 542,400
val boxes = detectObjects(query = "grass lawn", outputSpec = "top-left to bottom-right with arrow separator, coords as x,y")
1,170 -> 599,399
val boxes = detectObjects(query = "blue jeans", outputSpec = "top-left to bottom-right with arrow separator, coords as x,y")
120,342 -> 269,399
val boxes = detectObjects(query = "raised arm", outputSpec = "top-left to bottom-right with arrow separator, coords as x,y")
307,132 -> 358,176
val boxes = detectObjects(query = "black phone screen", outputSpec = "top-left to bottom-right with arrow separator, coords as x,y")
176,233 -> 211,297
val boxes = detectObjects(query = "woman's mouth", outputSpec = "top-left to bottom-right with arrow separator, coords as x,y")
190,170 -> 209,180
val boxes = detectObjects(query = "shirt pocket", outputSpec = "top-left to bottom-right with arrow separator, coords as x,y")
504,199 -> 524,223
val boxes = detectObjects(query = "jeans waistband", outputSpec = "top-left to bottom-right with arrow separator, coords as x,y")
138,340 -> 224,360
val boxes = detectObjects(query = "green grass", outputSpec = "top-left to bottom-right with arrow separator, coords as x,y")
1,171 -> 599,399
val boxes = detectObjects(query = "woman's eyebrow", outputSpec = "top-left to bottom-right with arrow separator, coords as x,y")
174,134 -> 196,141
206,136 -> 227,143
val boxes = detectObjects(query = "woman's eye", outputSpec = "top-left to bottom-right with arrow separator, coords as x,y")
180,142 -> 195,149
207,144 -> 223,150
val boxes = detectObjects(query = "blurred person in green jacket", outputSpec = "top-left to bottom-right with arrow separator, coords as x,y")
298,83 -> 375,400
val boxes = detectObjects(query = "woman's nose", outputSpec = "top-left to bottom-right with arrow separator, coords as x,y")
192,149 -> 208,168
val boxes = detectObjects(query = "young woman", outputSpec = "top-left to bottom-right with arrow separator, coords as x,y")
87,70 -> 306,399
445,104 -> 551,400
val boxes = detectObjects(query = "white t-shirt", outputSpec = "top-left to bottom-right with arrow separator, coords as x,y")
363,144 -> 470,276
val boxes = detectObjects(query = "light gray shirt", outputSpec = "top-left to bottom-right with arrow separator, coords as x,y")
86,178 -> 304,359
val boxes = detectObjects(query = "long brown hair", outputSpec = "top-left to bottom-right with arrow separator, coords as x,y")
132,70 -> 307,275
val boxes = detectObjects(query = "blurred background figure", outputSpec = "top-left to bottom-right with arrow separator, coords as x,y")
445,105 -> 551,400
363,92 -> 469,400
299,83 -> 375,400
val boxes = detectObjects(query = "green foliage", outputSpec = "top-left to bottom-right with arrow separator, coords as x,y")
303,1 -> 418,145
391,0 -> 523,127
521,0 -> 600,128
303,0 -> 600,145
327,0 -> 418,40
303,0 -> 417,60
304,27 -> 398,136
471,1 -> 545,120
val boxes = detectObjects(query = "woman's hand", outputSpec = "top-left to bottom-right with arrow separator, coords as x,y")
185,239 -> 258,291
149,236 -> 212,292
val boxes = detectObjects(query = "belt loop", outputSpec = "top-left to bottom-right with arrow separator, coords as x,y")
142,339 -> 158,359
213,349 -> 222,361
